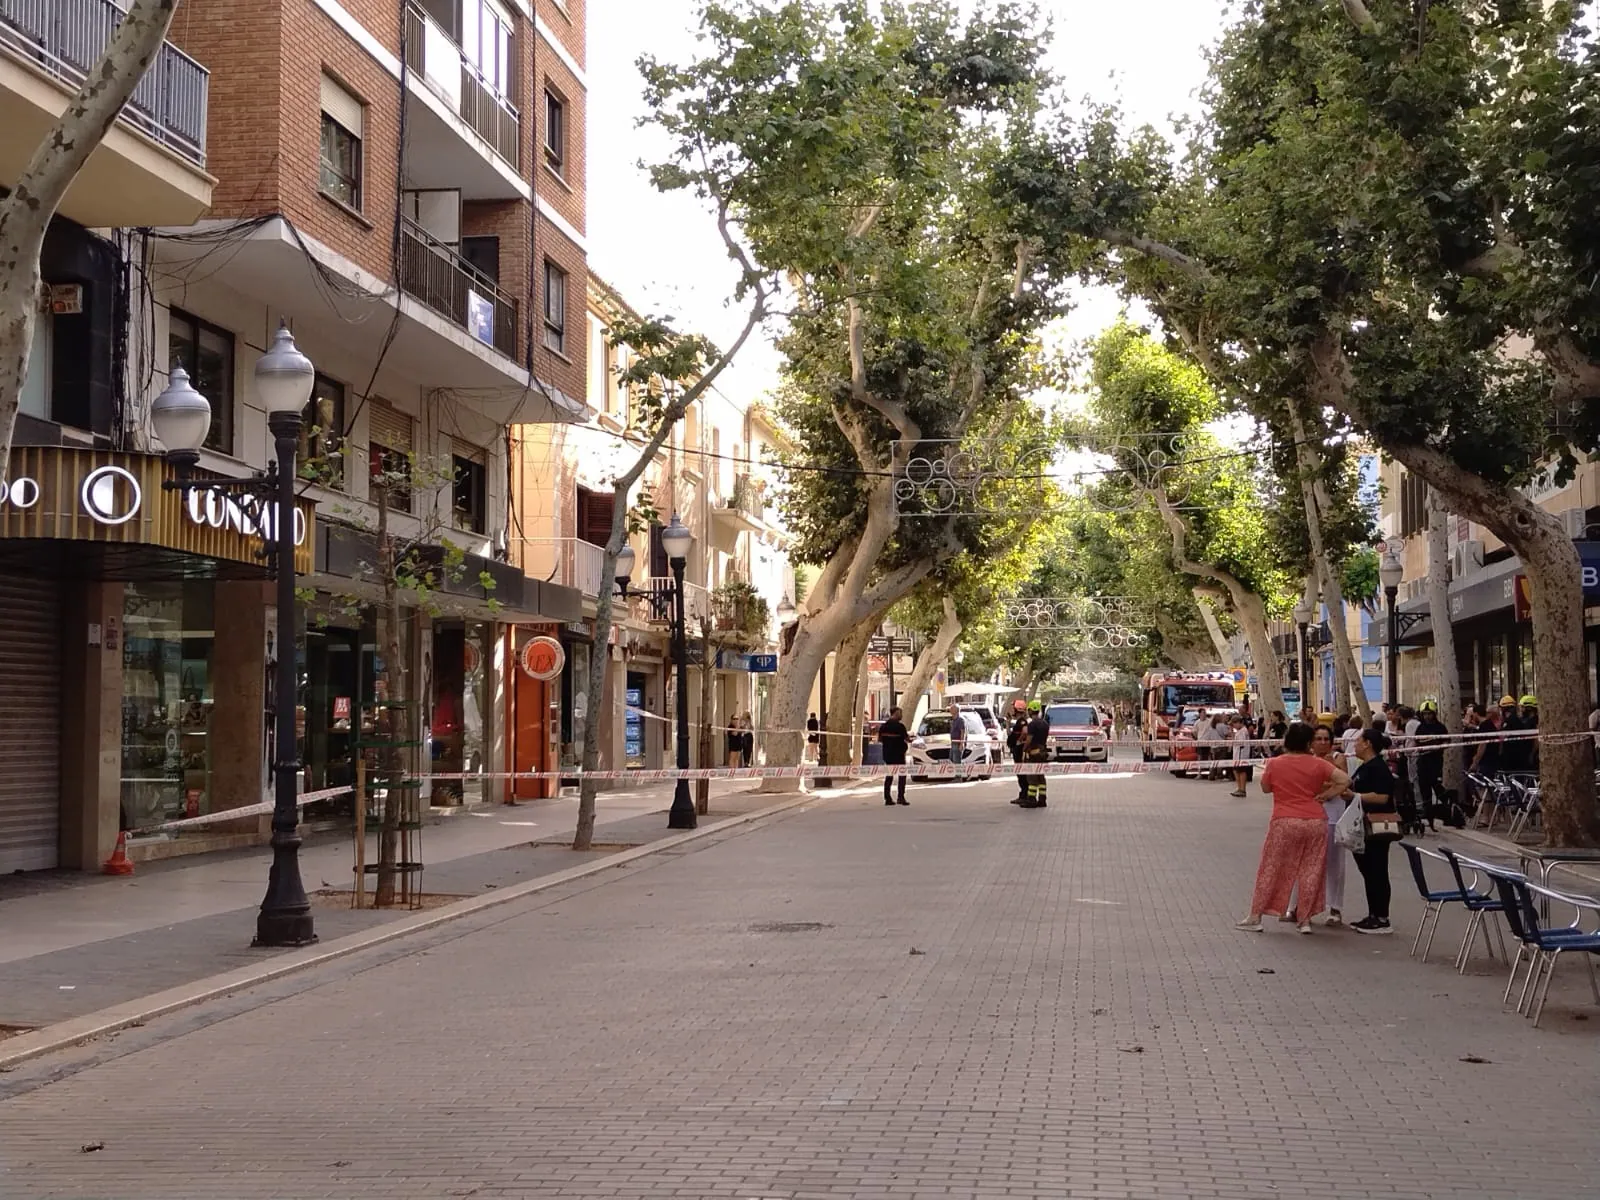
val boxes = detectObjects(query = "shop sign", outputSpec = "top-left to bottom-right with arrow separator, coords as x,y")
519,636 -> 565,681
1514,574 -> 1533,622
463,642 -> 481,674
0,447 -> 314,572
333,696 -> 352,722
746,654 -> 778,673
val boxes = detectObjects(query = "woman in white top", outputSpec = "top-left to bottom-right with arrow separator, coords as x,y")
1285,724 -> 1351,926
1229,715 -> 1252,797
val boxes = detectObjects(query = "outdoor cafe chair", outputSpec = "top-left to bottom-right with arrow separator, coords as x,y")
1486,870 -> 1600,1028
1438,847 -> 1511,972
1401,842 -> 1471,964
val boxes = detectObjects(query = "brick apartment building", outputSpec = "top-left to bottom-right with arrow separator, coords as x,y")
0,0 -> 589,871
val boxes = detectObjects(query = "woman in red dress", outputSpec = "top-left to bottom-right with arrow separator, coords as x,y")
1237,722 -> 1351,935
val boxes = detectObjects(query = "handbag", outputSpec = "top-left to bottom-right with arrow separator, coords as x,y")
1334,797 -> 1365,852
1364,811 -> 1403,843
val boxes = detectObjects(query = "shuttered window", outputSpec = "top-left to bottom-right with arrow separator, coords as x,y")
575,486 -> 614,547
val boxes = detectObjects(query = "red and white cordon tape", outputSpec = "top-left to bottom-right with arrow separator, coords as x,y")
127,729 -> 1562,837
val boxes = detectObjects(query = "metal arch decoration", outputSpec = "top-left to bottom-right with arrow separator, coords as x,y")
891,435 -> 1211,516
996,596 -> 1153,649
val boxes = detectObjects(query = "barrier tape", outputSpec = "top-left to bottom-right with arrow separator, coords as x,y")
126,729 -> 1572,837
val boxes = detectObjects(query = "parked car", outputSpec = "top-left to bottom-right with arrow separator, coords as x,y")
962,704 -> 1005,741
1045,702 -> 1109,762
909,711 -> 996,780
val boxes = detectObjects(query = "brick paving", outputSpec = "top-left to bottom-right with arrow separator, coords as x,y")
3,768 -> 1599,1198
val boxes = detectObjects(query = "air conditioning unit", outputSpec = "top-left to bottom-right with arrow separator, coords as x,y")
1451,539 -> 1484,580
1561,507 -> 1589,539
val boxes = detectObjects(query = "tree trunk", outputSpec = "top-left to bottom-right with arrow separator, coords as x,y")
696,620 -> 715,815
1309,335 -> 1599,846
897,596 -> 960,716
374,487 -> 406,907
0,0 -> 182,479
1009,653 -> 1035,703
1285,397 -> 1371,724
825,613 -> 880,773
1192,590 -> 1232,663
1426,496 -> 1464,794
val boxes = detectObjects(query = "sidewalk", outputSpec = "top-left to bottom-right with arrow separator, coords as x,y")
0,778 -> 801,1031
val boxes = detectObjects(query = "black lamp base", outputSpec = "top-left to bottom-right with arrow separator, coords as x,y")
252,835 -> 318,948
667,780 -> 697,829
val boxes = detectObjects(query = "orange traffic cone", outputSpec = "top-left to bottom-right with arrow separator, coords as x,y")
102,831 -> 134,876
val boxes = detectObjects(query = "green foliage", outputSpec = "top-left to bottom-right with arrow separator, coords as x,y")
1341,546 -> 1380,609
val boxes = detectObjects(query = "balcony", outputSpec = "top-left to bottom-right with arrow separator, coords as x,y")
402,0 -> 525,201
0,0 -> 212,226
520,536 -> 606,598
630,577 -> 712,629
399,215 -> 518,359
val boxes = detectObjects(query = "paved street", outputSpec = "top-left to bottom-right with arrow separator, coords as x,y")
4,766 -> 1599,1199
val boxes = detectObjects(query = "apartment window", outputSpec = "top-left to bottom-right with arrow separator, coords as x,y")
461,235 -> 500,284
544,88 -> 566,175
463,0 -> 512,97
1399,471 -> 1428,538
542,260 -> 567,355
300,373 -> 346,487
168,309 -> 235,455
575,486 -> 614,547
319,75 -> 364,210
367,403 -> 413,514
453,451 -> 488,533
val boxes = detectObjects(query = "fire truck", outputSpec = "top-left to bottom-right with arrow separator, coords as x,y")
1139,670 -> 1239,761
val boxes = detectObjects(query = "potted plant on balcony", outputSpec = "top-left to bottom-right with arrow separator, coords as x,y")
711,578 -> 770,648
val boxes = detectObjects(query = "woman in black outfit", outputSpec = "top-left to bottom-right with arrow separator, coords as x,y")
1348,726 -> 1400,935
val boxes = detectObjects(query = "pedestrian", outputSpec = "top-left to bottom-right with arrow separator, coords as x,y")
1238,722 -> 1350,934
1268,710 -> 1288,755
1196,710 -> 1221,779
1229,714 -> 1252,796
1414,701 -> 1447,829
1019,700 -> 1051,808
878,706 -> 909,806
1006,698 -> 1030,803
1339,715 -> 1362,760
1497,694 -> 1525,771
805,712 -> 820,764
1520,694 -> 1539,774
1284,724 -> 1350,927
726,716 -> 743,769
740,714 -> 755,768
1348,726 -> 1401,935
947,701 -> 967,771
1471,704 -> 1502,776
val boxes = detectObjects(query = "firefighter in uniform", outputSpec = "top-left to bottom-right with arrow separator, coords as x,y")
1022,700 -> 1051,808
1007,698 -> 1030,804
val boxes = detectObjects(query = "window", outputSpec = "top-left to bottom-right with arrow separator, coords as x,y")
542,259 -> 567,355
168,309 -> 235,454
575,486 -> 614,547
460,235 -> 500,284
543,88 -> 565,174
299,373 -> 346,488
1399,470 -> 1428,538
367,403 -> 413,514
453,452 -> 487,533
319,75 -> 364,210
463,0 -> 512,98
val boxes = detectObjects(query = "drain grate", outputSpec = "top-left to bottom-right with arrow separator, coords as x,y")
748,921 -> 833,933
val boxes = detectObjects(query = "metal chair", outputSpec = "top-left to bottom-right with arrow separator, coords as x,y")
1437,847 -> 1510,972
1486,870 -> 1600,1027
1504,778 -> 1541,842
1400,842 -> 1470,963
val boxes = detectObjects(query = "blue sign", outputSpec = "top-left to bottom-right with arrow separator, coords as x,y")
713,651 -> 779,672
1580,541 -> 1600,597
624,687 -> 644,765
746,654 -> 778,673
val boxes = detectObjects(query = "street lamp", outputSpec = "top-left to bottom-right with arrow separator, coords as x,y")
1380,547 -> 1405,710
776,594 -> 797,624
661,513 -> 696,830
613,543 -> 635,596
154,321 -> 317,948
1292,596 -> 1313,718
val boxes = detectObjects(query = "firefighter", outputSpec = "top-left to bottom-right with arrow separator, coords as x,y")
1022,700 -> 1052,808
1007,698 -> 1030,804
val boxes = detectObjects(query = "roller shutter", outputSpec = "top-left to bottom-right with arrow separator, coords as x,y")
0,576 -> 62,872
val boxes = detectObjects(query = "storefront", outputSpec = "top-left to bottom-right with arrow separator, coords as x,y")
0,446 -> 313,871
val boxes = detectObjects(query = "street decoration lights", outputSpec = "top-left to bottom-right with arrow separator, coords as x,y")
152,321 -> 317,947
661,513 -> 696,830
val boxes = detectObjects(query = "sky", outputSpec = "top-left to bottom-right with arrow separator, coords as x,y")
585,0 -> 1235,406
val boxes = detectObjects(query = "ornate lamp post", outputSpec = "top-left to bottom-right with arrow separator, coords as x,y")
151,322 -> 317,947
661,513 -> 696,829
1292,596 -> 1313,718
1380,547 -> 1405,710
613,543 -> 636,597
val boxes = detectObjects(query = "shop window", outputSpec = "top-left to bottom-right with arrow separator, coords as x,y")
575,485 -> 614,547
542,259 -> 567,354
367,402 -> 413,514
1488,637 -> 1507,703
430,620 -> 492,805
169,308 -> 235,455
120,581 -> 216,830
544,87 -> 566,175
319,75 -> 364,211
453,451 -> 488,533
299,372 -> 346,488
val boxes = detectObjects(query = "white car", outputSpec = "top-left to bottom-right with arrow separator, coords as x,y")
909,711 -> 996,780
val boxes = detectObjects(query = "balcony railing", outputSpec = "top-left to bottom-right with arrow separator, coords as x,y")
399,215 -> 518,358
631,577 -> 712,628
0,0 -> 209,166
402,0 -> 520,170
520,537 -> 606,598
